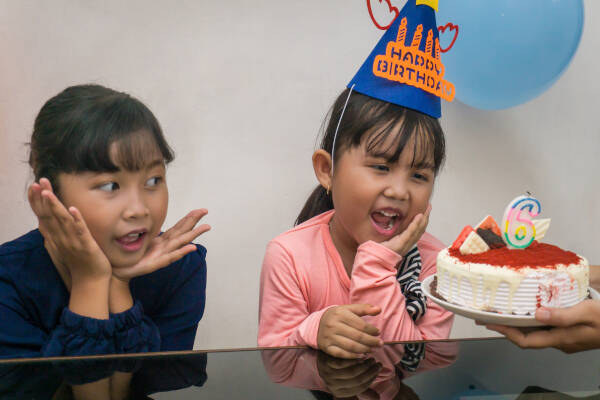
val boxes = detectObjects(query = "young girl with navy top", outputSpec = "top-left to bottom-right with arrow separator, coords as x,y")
0,84 -> 210,358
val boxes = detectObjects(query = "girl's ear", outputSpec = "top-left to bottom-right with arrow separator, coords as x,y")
312,150 -> 332,191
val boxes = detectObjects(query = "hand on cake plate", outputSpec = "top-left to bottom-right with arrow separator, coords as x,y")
484,299 -> 600,353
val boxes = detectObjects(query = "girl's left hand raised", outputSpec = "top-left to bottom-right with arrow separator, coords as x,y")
381,204 -> 431,257
112,209 -> 211,282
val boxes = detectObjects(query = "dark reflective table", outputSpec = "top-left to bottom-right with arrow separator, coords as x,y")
2,338 -> 599,399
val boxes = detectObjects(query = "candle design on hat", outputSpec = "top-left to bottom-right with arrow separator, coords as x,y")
349,0 -> 454,118
372,16 -> 454,102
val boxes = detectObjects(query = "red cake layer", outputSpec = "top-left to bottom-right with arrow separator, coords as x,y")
447,241 -> 582,270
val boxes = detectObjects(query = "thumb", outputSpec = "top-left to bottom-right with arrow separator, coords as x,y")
347,304 -> 381,317
535,300 -> 597,327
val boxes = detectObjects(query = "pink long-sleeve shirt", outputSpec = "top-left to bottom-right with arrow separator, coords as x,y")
258,210 -> 453,348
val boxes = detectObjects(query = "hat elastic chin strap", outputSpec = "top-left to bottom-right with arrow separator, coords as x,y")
330,83 -> 355,177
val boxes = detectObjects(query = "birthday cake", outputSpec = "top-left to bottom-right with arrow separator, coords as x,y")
434,196 -> 589,315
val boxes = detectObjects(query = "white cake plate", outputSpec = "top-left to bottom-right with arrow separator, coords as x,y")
422,275 -> 600,327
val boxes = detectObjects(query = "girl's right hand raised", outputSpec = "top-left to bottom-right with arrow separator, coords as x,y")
28,178 -> 112,287
381,204 -> 431,257
317,304 -> 384,359
110,209 -> 210,282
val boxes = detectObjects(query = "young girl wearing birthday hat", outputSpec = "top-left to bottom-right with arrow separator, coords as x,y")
258,0 -> 454,358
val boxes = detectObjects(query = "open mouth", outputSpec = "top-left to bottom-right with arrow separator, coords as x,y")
116,231 -> 147,251
371,210 -> 402,235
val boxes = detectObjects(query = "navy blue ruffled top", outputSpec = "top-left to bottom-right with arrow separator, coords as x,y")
0,229 -> 207,358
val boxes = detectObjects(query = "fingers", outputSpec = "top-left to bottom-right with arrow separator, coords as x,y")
323,356 -> 368,370
162,209 -> 208,240
323,360 -> 381,399
515,329 -> 565,350
327,358 -> 379,380
336,324 -> 382,350
328,335 -> 375,357
29,181 -> 55,220
124,243 -> 198,280
142,211 -> 210,272
30,178 -> 78,240
319,323 -> 381,357
28,182 -> 44,217
34,179 -> 93,244
346,360 -> 381,387
535,301 -> 600,327
422,204 -> 431,229
157,244 -> 198,269
404,207 -> 430,239
164,223 -> 211,253
489,323 -> 600,353
30,178 -> 68,222
485,324 -> 528,343
318,305 -> 384,360
485,324 -> 565,349
38,177 -> 57,205
115,210 -> 211,280
42,189 -> 72,225
147,224 -> 209,271
408,207 -> 430,240
342,305 -> 381,337
324,345 -> 366,360
487,301 -> 600,352
340,312 -> 383,338
383,206 -> 430,255
345,304 -> 382,318
68,206 -> 93,238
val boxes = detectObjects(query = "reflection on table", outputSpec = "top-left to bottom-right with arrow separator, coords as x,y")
0,352 -> 207,399
1,338 -> 600,399
262,341 -> 457,399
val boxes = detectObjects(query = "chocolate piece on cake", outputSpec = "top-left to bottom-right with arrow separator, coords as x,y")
476,228 -> 506,249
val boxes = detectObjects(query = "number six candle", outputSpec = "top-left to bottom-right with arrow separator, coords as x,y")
502,195 -> 541,249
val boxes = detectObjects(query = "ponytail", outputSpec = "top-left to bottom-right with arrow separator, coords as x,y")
295,185 -> 333,226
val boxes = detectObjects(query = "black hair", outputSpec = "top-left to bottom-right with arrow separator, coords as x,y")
295,88 -> 446,226
28,84 -> 174,195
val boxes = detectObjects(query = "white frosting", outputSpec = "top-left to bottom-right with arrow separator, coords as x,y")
436,248 -> 589,315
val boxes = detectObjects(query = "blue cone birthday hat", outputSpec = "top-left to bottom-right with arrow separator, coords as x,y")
348,0 -> 454,118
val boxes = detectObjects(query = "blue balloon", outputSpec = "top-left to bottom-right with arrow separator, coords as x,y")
437,0 -> 583,110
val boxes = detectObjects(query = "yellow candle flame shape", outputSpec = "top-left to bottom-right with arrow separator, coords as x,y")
416,0 -> 439,12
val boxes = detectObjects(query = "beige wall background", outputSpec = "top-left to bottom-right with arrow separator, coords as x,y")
0,1 -> 598,349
